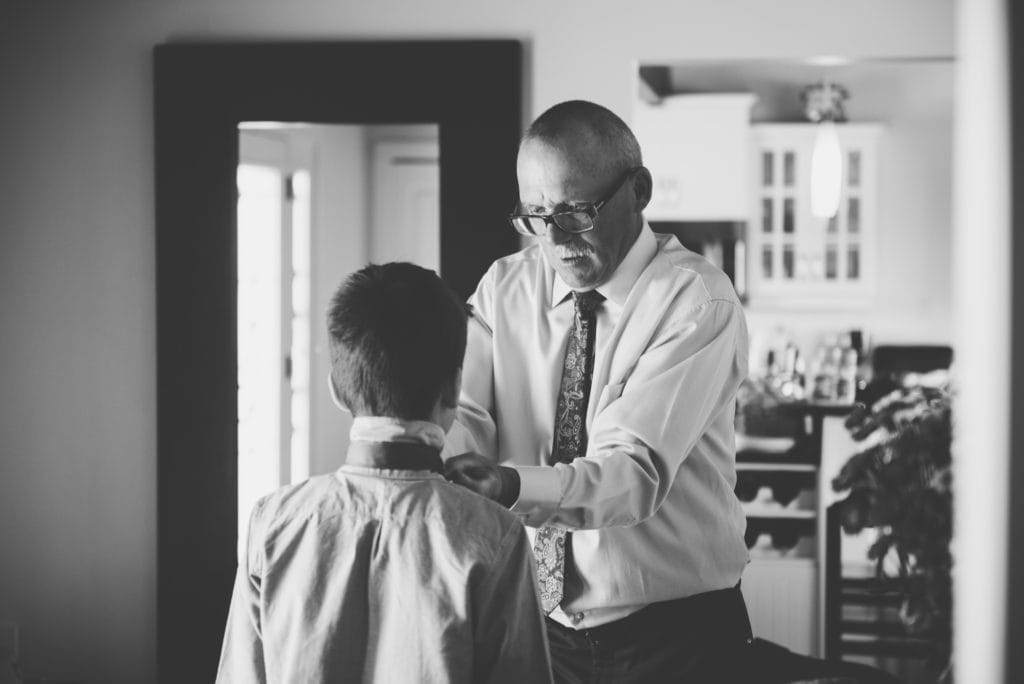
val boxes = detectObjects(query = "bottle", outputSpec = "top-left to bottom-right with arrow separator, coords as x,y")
806,346 -> 821,399
826,345 -> 843,402
837,347 -> 859,404
778,343 -> 799,399
811,342 -> 837,402
766,349 -> 779,381
793,350 -> 807,400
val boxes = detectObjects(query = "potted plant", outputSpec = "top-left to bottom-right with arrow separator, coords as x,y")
831,380 -> 953,682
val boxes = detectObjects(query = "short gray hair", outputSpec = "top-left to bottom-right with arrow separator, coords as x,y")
522,100 -> 643,173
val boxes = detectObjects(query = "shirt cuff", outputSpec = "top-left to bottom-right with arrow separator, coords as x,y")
509,465 -> 562,523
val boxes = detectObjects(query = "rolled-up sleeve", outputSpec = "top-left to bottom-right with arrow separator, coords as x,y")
516,299 -> 747,530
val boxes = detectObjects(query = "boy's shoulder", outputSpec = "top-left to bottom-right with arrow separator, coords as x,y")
420,478 -> 529,565
429,476 -> 523,530
248,471 -> 524,550
246,473 -> 339,528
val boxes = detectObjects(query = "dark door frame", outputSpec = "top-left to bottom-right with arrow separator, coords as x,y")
154,40 -> 521,682
1009,4 -> 1024,681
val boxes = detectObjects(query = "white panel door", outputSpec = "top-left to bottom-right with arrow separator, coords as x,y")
369,141 -> 441,273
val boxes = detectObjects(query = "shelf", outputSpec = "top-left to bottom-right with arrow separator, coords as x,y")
744,507 -> 816,519
736,433 -> 796,453
746,556 -> 818,566
737,462 -> 817,472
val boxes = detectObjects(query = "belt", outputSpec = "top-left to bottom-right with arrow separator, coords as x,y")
548,585 -> 752,649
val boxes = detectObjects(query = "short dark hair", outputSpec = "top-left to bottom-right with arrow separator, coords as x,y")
327,262 -> 468,420
523,99 -> 643,172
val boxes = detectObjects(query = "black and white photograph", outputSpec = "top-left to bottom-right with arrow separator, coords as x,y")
1,2 -> 1020,683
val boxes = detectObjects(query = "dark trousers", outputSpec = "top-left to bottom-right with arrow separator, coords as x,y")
545,586 -> 753,684
544,586 -> 902,683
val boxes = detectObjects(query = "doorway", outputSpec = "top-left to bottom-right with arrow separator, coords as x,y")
235,123 -> 440,549
154,40 -> 521,682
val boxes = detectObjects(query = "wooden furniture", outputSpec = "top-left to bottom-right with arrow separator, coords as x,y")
738,403 -> 856,657
824,502 -> 935,665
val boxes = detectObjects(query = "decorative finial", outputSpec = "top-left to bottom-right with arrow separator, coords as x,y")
801,82 -> 849,123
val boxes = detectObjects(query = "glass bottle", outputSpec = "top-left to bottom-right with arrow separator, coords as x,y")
812,344 -> 837,401
837,347 -> 859,404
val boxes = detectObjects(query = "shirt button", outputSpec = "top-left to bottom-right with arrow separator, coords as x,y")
572,612 -> 584,624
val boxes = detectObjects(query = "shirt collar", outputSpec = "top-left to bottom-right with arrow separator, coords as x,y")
349,416 -> 446,450
550,220 -> 658,308
344,441 -> 444,474
345,416 -> 446,473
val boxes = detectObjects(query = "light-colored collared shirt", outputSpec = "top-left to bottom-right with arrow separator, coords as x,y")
217,418 -> 553,683
454,224 -> 750,630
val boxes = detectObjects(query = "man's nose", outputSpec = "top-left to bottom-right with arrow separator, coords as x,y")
541,221 -> 573,246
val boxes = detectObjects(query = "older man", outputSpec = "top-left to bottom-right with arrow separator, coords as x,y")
445,100 -> 753,682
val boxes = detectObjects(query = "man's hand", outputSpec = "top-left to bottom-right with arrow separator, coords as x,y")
444,452 -> 521,508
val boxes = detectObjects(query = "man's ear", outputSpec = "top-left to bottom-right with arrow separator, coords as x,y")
327,370 -> 351,414
632,166 -> 653,213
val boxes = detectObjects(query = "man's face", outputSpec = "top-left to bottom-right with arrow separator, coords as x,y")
516,137 -> 643,291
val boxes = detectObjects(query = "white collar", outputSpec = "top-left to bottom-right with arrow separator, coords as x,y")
349,417 -> 446,451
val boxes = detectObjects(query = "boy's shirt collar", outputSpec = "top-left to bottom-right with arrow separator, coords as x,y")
344,417 -> 446,473
345,441 -> 444,474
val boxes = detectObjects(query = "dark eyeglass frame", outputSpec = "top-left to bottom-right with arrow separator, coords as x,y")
508,165 -> 643,237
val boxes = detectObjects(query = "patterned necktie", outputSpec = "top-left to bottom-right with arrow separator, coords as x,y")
533,289 -> 604,615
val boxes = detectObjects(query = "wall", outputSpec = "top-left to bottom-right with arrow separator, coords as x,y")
0,1 -> 953,682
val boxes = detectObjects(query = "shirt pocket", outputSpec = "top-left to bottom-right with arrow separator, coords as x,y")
593,382 -> 625,416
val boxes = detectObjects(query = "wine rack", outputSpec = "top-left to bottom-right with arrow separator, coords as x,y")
736,403 -> 855,657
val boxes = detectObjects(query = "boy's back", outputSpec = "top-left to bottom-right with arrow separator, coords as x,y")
218,462 -> 550,683
217,262 -> 551,682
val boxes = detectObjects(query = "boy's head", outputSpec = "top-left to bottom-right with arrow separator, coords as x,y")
327,262 -> 468,429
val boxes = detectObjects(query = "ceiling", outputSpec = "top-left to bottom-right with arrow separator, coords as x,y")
639,58 -> 954,123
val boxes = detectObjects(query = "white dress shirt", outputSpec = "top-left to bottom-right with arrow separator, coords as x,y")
217,418 -> 552,683
453,224 -> 750,630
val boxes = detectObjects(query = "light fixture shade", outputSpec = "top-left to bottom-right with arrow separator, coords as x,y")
810,120 -> 843,219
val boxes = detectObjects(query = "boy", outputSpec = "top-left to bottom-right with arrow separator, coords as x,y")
216,262 -> 551,683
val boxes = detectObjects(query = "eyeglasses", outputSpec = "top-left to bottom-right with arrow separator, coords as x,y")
508,166 -> 642,237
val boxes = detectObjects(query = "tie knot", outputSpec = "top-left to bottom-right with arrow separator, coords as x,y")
572,289 -> 605,316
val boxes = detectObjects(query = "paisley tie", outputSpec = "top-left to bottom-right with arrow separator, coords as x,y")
533,289 -> 604,615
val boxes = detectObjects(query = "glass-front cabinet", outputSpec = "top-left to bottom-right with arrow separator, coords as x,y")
749,124 -> 882,309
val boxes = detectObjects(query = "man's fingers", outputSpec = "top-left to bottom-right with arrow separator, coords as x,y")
444,453 -> 487,478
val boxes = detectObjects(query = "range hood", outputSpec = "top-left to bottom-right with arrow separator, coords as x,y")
633,93 -> 757,222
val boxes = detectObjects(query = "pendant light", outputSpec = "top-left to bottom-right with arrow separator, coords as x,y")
801,82 -> 849,219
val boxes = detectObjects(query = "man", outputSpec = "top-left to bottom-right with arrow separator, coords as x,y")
217,263 -> 552,683
444,100 -> 753,682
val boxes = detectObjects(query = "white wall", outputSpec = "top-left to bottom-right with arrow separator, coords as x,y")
0,1 -> 953,682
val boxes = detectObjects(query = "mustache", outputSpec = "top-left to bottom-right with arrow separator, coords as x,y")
556,245 -> 593,259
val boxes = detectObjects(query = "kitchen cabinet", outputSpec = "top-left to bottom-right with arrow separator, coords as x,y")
748,124 -> 883,309
633,93 -> 757,221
